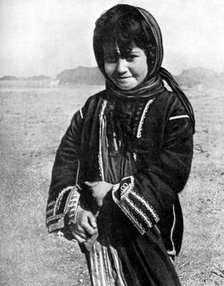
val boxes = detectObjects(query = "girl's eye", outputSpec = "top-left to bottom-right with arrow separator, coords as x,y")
126,55 -> 137,62
104,55 -> 118,63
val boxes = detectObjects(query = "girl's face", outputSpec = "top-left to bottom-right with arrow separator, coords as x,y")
103,43 -> 148,90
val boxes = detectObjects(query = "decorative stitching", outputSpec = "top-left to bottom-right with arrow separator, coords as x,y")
48,218 -> 65,232
47,201 -> 56,207
46,208 -> 54,215
67,190 -> 80,224
112,188 -> 145,234
46,213 -> 64,224
98,100 -> 107,180
168,204 -> 177,256
112,181 -> 146,234
109,246 -> 128,286
118,203 -> 146,234
120,176 -> 135,198
54,186 -> 75,214
79,108 -> 83,119
130,190 -> 159,223
102,245 -> 115,286
136,99 -> 154,138
169,114 -> 189,121
75,159 -> 80,186
123,196 -> 153,228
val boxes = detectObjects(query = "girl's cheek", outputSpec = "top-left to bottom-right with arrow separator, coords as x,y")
104,63 -> 115,76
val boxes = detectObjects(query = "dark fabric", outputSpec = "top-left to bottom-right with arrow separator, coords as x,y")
105,74 -> 166,99
95,97 -> 184,285
47,90 -> 193,248
118,229 -> 181,286
47,89 -> 193,285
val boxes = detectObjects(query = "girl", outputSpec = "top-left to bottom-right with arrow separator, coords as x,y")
46,4 -> 195,286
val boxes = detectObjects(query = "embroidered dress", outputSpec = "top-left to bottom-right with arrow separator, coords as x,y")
46,87 -> 193,285
85,95 -> 183,286
46,4 -> 195,286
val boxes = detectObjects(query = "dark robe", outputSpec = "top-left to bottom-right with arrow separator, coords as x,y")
46,89 -> 193,286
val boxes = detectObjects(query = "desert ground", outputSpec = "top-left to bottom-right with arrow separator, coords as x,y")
0,84 -> 224,286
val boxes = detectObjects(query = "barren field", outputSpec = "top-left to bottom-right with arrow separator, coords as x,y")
0,85 -> 224,286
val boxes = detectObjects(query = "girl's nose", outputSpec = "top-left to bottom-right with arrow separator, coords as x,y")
116,58 -> 127,73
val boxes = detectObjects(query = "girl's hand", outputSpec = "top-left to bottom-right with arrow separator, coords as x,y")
69,205 -> 98,244
85,181 -> 113,207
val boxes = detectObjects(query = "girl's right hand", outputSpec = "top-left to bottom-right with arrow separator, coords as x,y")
69,205 -> 98,244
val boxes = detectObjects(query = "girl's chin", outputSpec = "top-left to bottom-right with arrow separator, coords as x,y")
113,80 -> 138,90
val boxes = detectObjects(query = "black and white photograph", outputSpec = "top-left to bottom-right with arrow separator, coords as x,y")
0,0 -> 224,285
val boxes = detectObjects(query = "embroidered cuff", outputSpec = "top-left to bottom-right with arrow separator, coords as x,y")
67,189 -> 80,225
46,186 -> 80,233
112,176 -> 159,235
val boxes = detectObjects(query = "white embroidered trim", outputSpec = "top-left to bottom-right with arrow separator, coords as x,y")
119,203 -> 145,234
136,98 -> 154,138
46,208 -> 54,215
130,191 -> 159,223
112,190 -> 145,234
47,186 -> 80,232
54,186 -> 74,214
46,213 -> 64,224
169,115 -> 189,121
47,201 -> 56,207
167,249 -> 176,256
117,176 -> 134,198
48,218 -> 65,232
123,196 -> 152,228
120,177 -> 135,198
109,246 -> 128,286
75,159 -> 80,185
98,100 -> 107,180
168,204 -> 177,256
67,190 -> 80,225
79,108 -> 83,119
89,242 -> 128,286
154,225 -> 161,234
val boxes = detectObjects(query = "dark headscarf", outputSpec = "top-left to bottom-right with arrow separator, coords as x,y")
93,4 -> 195,132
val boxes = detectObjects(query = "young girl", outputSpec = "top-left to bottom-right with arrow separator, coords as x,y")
46,4 -> 195,286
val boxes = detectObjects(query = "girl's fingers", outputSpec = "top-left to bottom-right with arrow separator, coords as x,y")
70,227 -> 87,239
72,233 -> 87,244
84,223 -> 98,236
69,223 -> 89,238
88,214 -> 97,229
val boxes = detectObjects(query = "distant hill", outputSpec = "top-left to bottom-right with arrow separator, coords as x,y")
1,67 -> 224,89
0,75 -> 18,81
0,75 -> 52,81
175,67 -> 218,88
26,75 -> 51,81
57,66 -> 222,88
56,66 -> 104,85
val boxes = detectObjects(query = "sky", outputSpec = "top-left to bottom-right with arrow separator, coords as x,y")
1,0 -> 224,78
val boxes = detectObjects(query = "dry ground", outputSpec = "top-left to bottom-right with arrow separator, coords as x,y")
0,85 -> 224,286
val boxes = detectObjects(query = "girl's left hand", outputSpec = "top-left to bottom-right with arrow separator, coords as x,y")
85,181 -> 113,207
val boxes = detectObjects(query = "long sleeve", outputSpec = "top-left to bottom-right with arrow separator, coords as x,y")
112,95 -> 194,235
46,109 -> 83,236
